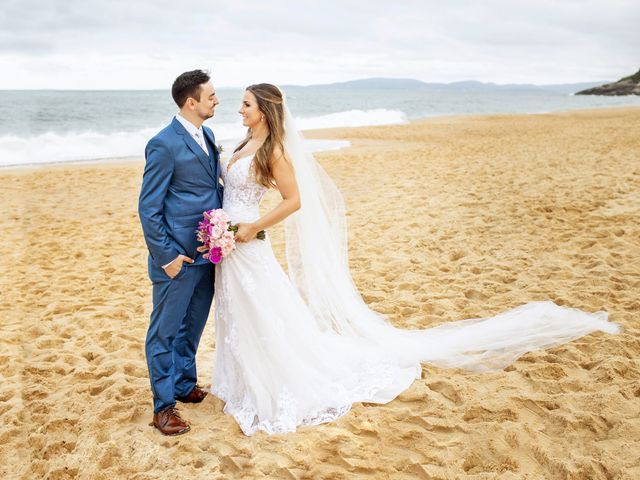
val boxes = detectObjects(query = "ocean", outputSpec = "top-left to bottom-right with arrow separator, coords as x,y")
1,87 -> 639,167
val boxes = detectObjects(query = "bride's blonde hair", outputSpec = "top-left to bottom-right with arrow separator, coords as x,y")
234,83 -> 288,189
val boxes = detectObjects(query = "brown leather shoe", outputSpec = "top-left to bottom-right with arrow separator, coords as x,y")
176,385 -> 208,404
152,406 -> 190,436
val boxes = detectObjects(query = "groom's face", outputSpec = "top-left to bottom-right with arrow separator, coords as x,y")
192,81 -> 218,120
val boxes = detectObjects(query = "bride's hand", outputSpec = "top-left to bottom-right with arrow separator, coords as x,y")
235,223 -> 258,243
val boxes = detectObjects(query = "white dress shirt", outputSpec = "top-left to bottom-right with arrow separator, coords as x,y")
163,114 -> 210,269
175,113 -> 209,156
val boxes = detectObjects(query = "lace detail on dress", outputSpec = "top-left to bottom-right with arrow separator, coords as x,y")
221,154 -> 268,224
239,271 -> 256,294
212,351 -> 404,435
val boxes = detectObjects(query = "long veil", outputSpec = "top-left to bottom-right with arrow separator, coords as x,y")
281,100 -> 620,373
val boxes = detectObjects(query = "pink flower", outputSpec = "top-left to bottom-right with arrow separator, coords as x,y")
210,209 -> 229,224
209,247 -> 223,264
211,225 -> 223,238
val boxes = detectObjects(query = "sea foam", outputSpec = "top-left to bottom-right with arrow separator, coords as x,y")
0,109 -> 405,167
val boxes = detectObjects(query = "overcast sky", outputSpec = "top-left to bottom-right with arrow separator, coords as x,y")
1,0 -> 638,89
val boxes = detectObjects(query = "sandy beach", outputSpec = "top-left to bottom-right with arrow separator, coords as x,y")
1,107 -> 639,479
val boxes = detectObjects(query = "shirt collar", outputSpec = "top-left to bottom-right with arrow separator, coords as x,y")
175,113 -> 203,138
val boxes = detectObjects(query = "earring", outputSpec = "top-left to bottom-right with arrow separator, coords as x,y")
261,115 -> 265,122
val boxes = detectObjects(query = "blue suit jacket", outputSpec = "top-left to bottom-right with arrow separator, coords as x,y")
138,117 -> 223,269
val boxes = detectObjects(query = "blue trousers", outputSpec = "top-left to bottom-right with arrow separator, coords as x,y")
145,260 -> 214,413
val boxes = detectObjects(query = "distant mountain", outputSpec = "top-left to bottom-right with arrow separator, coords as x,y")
575,69 -> 640,96
282,77 -> 608,94
294,77 -> 430,89
432,80 -> 607,94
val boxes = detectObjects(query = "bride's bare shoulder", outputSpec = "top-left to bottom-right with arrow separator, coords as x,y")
269,143 -> 290,166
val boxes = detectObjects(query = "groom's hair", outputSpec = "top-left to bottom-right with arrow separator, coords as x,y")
172,70 -> 211,108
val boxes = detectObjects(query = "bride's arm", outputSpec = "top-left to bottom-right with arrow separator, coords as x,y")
234,148 -> 300,243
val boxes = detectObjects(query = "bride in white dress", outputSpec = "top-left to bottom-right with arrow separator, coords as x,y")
207,84 -> 620,436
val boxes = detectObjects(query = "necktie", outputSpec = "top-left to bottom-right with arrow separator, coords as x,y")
194,131 -> 207,154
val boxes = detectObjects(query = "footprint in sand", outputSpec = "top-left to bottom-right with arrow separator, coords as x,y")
426,380 -> 463,405
462,406 -> 518,423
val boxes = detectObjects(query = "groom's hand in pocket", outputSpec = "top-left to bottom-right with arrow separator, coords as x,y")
163,254 -> 194,279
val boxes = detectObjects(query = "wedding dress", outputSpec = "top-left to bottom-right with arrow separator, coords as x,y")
211,102 -> 620,436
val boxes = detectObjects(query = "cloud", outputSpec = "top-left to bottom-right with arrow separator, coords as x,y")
0,0 -> 638,88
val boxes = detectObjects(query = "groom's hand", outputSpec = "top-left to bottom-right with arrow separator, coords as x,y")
163,254 -> 194,279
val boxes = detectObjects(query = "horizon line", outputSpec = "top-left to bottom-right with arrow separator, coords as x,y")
0,76 -> 615,92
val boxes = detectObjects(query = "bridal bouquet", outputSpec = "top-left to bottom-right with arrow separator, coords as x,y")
197,209 -> 265,264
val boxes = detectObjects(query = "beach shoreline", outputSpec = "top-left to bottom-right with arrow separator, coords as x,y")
2,104 -> 639,172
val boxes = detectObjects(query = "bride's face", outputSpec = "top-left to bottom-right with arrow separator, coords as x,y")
239,90 -> 262,128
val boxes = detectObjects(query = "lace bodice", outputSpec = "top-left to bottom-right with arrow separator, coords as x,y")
221,154 -> 268,223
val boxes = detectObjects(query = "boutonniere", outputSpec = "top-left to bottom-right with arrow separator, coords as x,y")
217,144 -> 224,154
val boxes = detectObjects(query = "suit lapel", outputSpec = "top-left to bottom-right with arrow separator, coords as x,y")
171,118 -> 214,180
203,128 -> 223,205
202,127 -> 220,180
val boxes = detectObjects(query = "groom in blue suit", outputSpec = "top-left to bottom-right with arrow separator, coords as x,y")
138,70 -> 222,436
